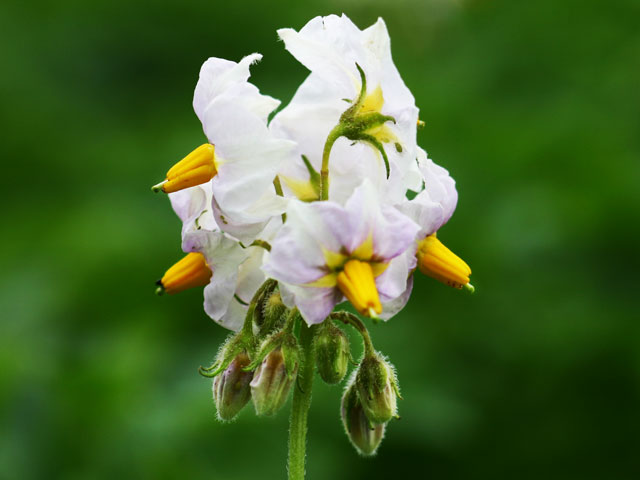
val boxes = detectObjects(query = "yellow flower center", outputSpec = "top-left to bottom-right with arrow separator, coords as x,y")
303,235 -> 388,316
337,259 -> 382,318
152,144 -> 217,194
157,252 -> 212,295
417,234 -> 473,291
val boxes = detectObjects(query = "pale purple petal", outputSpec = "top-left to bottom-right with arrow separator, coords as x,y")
284,284 -> 343,325
379,276 -> 414,321
204,269 -> 240,329
419,151 -> 458,228
263,200 -> 349,285
376,249 -> 415,302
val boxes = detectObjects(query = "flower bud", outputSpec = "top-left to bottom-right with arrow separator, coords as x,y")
257,291 -> 288,336
355,352 -> 399,424
315,322 -> 350,384
250,347 -> 298,416
341,382 -> 385,456
212,351 -> 253,421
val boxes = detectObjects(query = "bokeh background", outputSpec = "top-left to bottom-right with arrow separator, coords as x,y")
2,0 -> 639,478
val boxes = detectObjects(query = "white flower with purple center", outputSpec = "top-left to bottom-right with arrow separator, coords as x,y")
264,180 -> 419,325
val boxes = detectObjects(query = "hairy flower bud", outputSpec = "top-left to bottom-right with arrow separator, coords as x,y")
250,347 -> 298,416
355,352 -> 399,424
341,382 -> 385,456
257,291 -> 288,336
213,351 -> 253,421
315,322 -> 350,384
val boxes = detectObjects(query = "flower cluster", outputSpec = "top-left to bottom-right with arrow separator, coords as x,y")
152,14 -> 472,458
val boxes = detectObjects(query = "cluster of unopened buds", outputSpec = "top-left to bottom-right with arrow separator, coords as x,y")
152,14 -> 473,461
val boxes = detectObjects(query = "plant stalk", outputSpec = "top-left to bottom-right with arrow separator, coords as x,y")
287,321 -> 318,480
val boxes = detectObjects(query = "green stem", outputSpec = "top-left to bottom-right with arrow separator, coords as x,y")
320,125 -> 344,201
331,312 -> 375,357
287,322 -> 318,480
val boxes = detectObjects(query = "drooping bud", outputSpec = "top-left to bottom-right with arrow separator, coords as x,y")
315,321 -> 350,385
156,252 -> 212,295
337,259 -> 382,318
341,382 -> 385,456
212,351 -> 253,421
250,346 -> 298,416
416,234 -> 474,292
152,143 -> 216,194
355,352 -> 399,424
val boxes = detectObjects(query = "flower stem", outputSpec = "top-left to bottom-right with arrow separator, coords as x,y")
320,125 -> 344,201
331,312 -> 375,357
287,321 -> 318,480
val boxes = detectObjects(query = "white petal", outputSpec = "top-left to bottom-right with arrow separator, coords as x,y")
193,54 -> 279,124
184,230 -> 250,329
398,148 -> 458,237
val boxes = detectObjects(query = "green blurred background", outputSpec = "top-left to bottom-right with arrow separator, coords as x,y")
2,0 -> 639,478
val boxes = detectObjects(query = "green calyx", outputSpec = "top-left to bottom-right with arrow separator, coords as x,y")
320,63 -> 398,200
199,279 -> 281,379
248,312 -> 302,416
333,64 -> 397,175
244,309 -> 301,376
198,331 -> 255,378
355,351 -> 401,424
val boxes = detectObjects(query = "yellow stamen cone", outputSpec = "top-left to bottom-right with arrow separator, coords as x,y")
152,144 -> 216,194
417,234 -> 473,290
156,252 -> 212,295
337,260 -> 383,317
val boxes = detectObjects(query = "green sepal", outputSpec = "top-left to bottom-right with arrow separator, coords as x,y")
199,331 -> 255,378
243,334 -> 280,372
348,132 -> 390,179
252,280 -> 278,331
281,334 -> 302,380
355,351 -> 400,424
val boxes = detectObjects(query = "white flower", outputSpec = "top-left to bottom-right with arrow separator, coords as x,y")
263,181 -> 419,325
167,184 -> 268,331
271,14 -> 421,205
193,54 -> 297,243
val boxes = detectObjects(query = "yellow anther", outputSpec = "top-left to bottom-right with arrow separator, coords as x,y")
152,144 -> 217,194
337,259 -> 383,317
156,252 -> 212,295
417,234 -> 473,290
